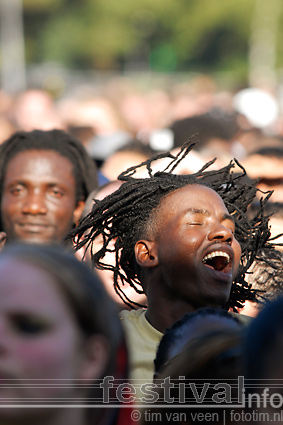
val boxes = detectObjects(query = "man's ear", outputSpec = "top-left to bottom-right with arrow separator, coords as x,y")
72,200 -> 85,225
78,335 -> 110,381
135,240 -> 159,268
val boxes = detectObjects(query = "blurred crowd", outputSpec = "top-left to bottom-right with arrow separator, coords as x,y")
1,75 -> 283,178
2,75 -> 283,241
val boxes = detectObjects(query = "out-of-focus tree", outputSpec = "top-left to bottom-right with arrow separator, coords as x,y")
23,0 -> 60,9
20,0 -> 283,79
1,0 -> 26,92
249,0 -> 282,87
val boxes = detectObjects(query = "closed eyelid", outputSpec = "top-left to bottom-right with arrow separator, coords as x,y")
184,210 -> 235,225
185,212 -> 236,234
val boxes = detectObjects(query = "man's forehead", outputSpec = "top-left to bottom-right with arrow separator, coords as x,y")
168,186 -> 233,225
161,183 -> 223,205
9,148 -> 68,161
6,149 -> 73,172
4,150 -> 75,187
151,184 -> 229,225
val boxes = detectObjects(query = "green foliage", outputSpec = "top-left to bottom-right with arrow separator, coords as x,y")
277,10 -> 283,67
22,0 -> 282,76
173,0 -> 255,64
35,0 -> 140,67
23,0 -> 62,11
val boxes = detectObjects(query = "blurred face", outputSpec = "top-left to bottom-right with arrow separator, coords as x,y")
150,185 -> 241,308
1,150 -> 84,244
257,177 -> 283,203
242,154 -> 283,202
0,258 -> 88,421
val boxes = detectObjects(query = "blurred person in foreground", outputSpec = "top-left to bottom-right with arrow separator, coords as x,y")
154,307 -> 243,380
244,296 -> 283,425
148,309 -> 244,424
141,328 -> 244,425
0,243 -> 132,425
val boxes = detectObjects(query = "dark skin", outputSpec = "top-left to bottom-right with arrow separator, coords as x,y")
1,150 -> 85,246
134,185 -> 241,333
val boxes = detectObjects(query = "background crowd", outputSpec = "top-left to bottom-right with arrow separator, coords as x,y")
0,71 -> 283,425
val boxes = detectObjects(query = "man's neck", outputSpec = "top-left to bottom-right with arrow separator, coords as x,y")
145,298 -> 197,333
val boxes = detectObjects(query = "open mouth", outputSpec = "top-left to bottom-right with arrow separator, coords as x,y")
202,251 -> 231,273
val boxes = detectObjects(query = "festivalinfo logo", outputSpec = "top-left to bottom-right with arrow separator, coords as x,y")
1,376 -> 283,411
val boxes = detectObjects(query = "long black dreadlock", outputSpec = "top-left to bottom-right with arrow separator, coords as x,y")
69,138 -> 275,310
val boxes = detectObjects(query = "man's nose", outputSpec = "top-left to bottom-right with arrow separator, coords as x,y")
22,191 -> 47,214
208,222 -> 233,243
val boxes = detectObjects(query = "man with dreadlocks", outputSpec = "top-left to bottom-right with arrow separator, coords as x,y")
0,129 -> 98,246
70,139 -> 274,400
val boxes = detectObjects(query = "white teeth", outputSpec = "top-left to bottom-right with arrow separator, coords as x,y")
202,251 -> 230,263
